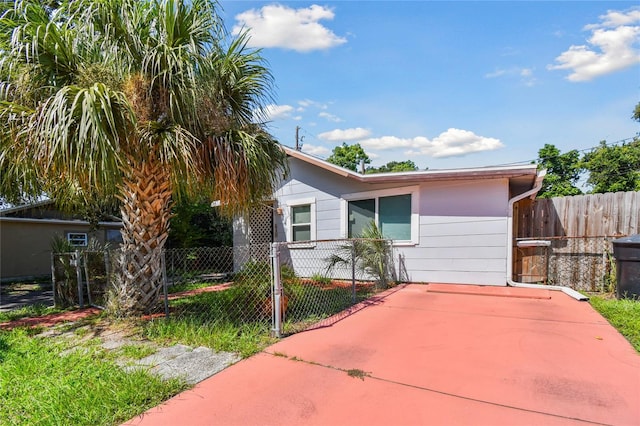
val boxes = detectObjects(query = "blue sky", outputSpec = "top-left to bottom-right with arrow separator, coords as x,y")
219,1 -> 640,170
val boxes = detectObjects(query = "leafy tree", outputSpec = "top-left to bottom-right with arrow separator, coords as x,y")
366,160 -> 419,174
326,143 -> 371,172
582,140 -> 640,193
0,0 -> 287,314
633,101 -> 640,122
167,200 -> 232,248
536,144 -> 583,198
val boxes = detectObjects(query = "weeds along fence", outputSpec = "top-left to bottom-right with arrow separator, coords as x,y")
515,236 -> 616,292
54,239 -> 397,337
162,239 -> 396,337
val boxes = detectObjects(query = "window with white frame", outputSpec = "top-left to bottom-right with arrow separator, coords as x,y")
67,232 -> 88,247
287,198 -> 316,242
344,187 -> 418,244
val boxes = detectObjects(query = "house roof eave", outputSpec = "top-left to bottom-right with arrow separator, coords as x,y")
0,217 -> 123,226
282,145 -> 538,186
0,199 -> 55,216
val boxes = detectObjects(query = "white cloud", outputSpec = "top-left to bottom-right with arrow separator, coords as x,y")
298,99 -> 330,111
358,135 -> 418,150
548,7 -> 640,81
301,144 -> 330,156
359,128 -> 504,158
318,112 -> 343,122
585,8 -> 640,29
232,5 -> 347,52
484,67 -> 536,86
318,127 -> 372,141
485,69 -> 507,78
262,104 -> 295,121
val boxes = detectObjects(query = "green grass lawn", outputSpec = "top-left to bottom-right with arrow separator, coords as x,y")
0,278 -> 357,425
589,294 -> 640,352
0,327 -> 187,426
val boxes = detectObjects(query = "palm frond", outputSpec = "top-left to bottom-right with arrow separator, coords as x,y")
28,83 -> 133,193
188,128 -> 287,216
137,120 -> 200,187
205,31 -> 275,127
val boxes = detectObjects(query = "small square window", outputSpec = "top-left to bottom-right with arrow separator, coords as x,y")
291,205 -> 311,242
287,198 -> 316,244
67,232 -> 88,247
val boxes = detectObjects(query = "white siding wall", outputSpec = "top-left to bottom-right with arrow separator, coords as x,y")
238,158 -> 512,285
272,159 -> 398,242
397,179 -> 509,285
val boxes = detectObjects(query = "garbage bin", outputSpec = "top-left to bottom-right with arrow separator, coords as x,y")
612,234 -> 640,299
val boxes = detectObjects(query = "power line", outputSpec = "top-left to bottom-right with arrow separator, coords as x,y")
489,135 -> 639,168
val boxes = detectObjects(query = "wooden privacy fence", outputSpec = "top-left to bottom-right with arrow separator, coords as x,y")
514,191 -> 640,291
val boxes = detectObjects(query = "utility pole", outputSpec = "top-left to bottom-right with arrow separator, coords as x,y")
295,126 -> 300,150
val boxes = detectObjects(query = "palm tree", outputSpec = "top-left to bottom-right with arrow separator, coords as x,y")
0,0 -> 287,314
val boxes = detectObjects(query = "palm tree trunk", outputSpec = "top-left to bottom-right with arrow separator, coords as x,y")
114,155 -> 172,315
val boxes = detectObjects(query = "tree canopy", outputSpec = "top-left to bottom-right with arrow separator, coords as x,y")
325,143 -> 422,174
536,144 -> 583,198
326,143 -> 371,172
536,103 -> 640,197
582,140 -> 640,193
366,160 -> 419,174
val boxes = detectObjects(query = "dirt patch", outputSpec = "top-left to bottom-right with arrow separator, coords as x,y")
167,282 -> 233,299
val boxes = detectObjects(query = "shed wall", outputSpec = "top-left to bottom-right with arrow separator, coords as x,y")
0,221 -> 118,280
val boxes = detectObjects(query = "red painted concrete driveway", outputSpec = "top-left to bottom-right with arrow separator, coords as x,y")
126,284 -> 640,426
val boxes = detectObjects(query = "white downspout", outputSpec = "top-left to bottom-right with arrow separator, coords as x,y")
506,170 -> 588,301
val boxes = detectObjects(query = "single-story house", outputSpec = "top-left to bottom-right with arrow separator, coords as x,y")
0,200 -> 122,280
234,146 -> 543,286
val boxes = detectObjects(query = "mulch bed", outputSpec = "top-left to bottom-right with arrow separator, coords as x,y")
167,282 -> 233,300
0,307 -> 101,331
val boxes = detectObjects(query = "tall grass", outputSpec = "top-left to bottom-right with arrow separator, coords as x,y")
143,318 -> 275,358
0,304 -> 64,323
590,295 -> 640,352
0,328 -> 187,426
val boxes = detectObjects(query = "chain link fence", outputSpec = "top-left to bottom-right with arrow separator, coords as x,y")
48,239 -> 396,338
516,236 -> 617,292
160,239 -> 396,337
161,245 -> 273,333
51,235 -> 617,327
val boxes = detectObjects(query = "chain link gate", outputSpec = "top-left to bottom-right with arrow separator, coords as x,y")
270,239 -> 395,337
51,250 -> 112,308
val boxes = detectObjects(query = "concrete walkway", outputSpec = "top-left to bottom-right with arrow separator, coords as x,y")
126,284 -> 640,426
